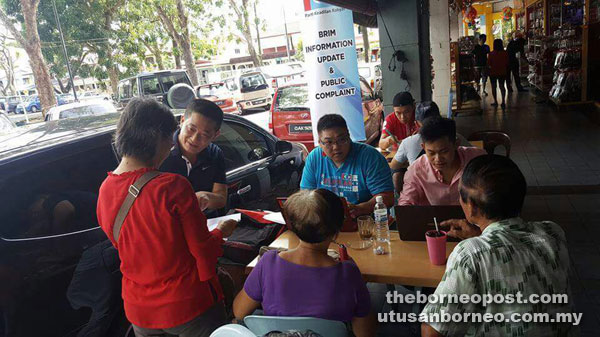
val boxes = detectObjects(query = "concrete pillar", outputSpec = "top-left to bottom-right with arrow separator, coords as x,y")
450,11 -> 459,42
430,0 -> 451,114
377,0 -> 432,115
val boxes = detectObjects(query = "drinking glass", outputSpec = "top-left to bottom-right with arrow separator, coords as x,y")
357,215 -> 374,242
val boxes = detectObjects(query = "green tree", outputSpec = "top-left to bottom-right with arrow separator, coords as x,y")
228,0 -> 261,67
0,0 -> 57,116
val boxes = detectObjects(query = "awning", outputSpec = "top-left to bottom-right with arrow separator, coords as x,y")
318,0 -> 378,27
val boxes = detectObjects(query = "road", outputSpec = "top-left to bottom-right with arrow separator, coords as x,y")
241,109 -> 269,132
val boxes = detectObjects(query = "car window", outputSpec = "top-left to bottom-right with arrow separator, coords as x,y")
225,79 -> 238,91
0,143 -> 117,240
130,78 -> 139,96
240,73 -> 267,91
118,81 -> 131,100
159,72 -> 190,92
59,104 -> 114,120
275,86 -> 309,111
198,83 -> 229,97
141,76 -> 161,95
214,121 -> 271,172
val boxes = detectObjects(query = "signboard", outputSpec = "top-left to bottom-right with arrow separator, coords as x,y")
302,0 -> 365,144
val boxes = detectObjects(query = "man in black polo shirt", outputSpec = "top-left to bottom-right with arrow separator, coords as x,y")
160,99 -> 227,216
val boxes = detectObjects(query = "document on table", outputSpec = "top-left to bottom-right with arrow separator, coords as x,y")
263,212 -> 286,225
206,213 -> 241,232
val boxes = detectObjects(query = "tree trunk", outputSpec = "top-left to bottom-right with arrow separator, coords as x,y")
180,40 -> 198,86
156,2 -> 198,86
253,1 -> 262,61
54,75 -> 67,93
154,48 -> 164,70
360,25 -> 370,63
241,0 -> 260,67
172,39 -> 181,69
20,0 -> 56,116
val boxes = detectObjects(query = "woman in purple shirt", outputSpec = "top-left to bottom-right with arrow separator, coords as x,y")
233,189 -> 376,337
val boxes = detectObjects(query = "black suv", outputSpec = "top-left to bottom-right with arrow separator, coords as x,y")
0,112 -> 304,336
116,70 -> 193,108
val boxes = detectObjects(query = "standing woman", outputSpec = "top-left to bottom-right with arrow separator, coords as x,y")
97,98 -> 236,337
487,39 -> 509,109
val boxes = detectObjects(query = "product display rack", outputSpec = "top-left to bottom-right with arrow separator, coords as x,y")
450,39 -> 482,116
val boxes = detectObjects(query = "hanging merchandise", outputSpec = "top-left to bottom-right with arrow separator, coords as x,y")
502,7 -> 513,22
463,5 -> 478,26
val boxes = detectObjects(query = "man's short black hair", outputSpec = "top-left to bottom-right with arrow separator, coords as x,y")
479,34 -> 487,41
419,117 -> 456,144
115,97 -> 177,164
184,98 -> 224,130
317,114 -> 348,133
460,154 -> 526,220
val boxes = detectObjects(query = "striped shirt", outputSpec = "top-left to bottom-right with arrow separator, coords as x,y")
422,218 -> 577,336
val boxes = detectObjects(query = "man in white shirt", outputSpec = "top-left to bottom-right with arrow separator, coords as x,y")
389,101 -> 470,192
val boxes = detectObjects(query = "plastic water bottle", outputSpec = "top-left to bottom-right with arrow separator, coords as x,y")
373,195 -> 390,255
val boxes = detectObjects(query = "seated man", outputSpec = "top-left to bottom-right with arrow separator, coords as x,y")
421,155 -> 577,337
378,92 -> 419,151
399,117 -> 485,205
389,101 -> 471,192
233,189 -> 375,337
300,114 -> 394,217
160,99 -> 227,216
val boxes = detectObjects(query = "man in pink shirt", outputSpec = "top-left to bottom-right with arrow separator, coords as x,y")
399,117 -> 486,206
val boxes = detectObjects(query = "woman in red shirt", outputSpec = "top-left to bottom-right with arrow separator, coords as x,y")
97,98 -> 237,337
487,39 -> 509,109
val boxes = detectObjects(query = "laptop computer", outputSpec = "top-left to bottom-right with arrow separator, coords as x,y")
394,205 -> 465,242
276,196 -> 357,232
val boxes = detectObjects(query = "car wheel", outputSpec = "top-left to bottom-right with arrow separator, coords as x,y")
31,106 -> 37,113
265,104 -> 271,111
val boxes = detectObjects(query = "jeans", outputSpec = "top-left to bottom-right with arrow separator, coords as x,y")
132,302 -> 226,337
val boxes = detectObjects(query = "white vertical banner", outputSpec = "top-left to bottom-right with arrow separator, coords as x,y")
302,0 -> 365,145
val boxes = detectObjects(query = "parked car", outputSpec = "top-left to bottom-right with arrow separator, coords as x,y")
196,82 -> 240,114
15,95 -> 40,114
0,111 -> 304,337
0,97 -> 6,111
269,76 -> 385,151
57,93 -> 75,105
6,95 -> 24,113
222,71 -> 271,114
116,70 -> 192,108
258,63 -> 305,93
80,91 -> 112,101
44,100 -> 118,121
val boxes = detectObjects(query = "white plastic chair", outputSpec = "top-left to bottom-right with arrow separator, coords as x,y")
244,315 -> 348,337
210,324 -> 256,337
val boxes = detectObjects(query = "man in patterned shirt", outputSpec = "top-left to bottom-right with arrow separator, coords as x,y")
421,155 -> 577,337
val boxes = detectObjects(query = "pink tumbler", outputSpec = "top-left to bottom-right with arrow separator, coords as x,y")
425,230 -> 447,265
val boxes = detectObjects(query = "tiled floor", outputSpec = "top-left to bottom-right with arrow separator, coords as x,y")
377,86 -> 600,336
457,87 -> 600,337
455,88 -> 600,189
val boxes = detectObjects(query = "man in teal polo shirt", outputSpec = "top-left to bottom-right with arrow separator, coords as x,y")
300,114 -> 394,217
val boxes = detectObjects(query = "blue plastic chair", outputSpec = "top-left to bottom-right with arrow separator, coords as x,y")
210,324 -> 256,337
243,315 -> 348,337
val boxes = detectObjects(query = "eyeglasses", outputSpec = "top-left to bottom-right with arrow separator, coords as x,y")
319,135 -> 350,148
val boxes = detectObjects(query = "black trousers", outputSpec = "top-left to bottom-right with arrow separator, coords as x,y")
507,62 -> 523,91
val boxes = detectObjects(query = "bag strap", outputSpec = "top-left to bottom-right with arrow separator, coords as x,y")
112,171 -> 162,242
